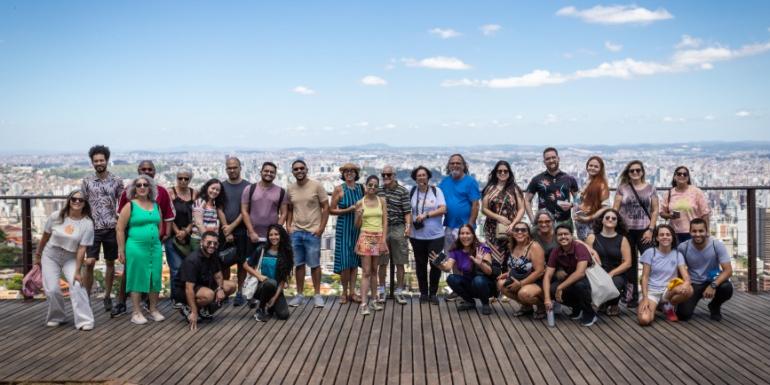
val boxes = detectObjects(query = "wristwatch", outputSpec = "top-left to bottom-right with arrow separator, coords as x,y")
709,282 -> 718,289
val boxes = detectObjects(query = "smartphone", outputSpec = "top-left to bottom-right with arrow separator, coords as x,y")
430,251 -> 447,267
671,210 -> 681,219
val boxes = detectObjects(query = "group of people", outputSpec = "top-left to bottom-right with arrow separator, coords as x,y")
34,145 -> 732,331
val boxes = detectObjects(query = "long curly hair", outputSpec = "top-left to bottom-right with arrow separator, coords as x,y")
265,224 -> 295,283
591,208 -> 627,236
451,223 -> 481,256
581,156 -> 608,214
198,179 -> 226,209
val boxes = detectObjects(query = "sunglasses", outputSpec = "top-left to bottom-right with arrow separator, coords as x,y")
381,173 -> 393,177
135,183 -> 149,188
293,167 -> 306,172
177,177 -> 190,181
205,241 -> 219,247
496,169 -> 509,174
512,228 -> 528,233
676,172 -> 689,177
70,197 -> 85,203
604,216 -> 618,221
628,168 -> 643,174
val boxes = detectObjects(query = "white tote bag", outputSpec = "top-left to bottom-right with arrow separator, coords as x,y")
242,248 -> 264,300
585,263 -> 620,307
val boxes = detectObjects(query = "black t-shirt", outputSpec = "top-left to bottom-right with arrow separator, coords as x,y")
525,170 -> 579,222
174,249 -> 223,292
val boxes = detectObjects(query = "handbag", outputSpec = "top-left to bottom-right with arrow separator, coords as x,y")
22,264 -> 43,298
493,188 -> 511,240
585,262 -> 620,307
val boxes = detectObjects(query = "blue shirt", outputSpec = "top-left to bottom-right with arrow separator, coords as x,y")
678,239 -> 730,284
439,175 -> 481,229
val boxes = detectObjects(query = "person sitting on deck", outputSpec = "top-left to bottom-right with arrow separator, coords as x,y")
637,224 -> 693,325
543,224 -> 597,327
676,218 -> 733,321
430,223 -> 498,315
174,231 -> 237,330
243,224 -> 293,322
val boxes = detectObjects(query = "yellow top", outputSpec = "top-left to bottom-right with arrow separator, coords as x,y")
361,197 -> 384,232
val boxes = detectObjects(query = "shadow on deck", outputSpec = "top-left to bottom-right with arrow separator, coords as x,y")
0,292 -> 769,385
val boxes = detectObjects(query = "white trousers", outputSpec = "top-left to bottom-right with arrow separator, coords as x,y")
41,246 -> 95,329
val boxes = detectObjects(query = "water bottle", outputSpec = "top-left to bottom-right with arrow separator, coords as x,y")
547,309 -> 555,327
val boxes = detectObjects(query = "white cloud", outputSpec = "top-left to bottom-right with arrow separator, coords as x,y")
574,59 -> 674,79
403,56 -> 472,70
704,115 -> 716,121
429,28 -> 461,39
676,34 -> 702,49
662,116 -> 686,123
479,24 -> 502,36
442,70 -> 567,88
361,75 -> 387,86
736,110 -> 751,117
556,5 -> 673,25
543,114 -> 558,125
604,41 -> 623,52
671,41 -> 770,67
292,86 -> 315,95
514,114 -> 524,120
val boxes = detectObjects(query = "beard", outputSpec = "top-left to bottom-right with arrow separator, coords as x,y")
94,165 -> 106,173
450,169 -> 463,179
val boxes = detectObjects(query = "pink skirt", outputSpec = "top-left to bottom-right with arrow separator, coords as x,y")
355,230 -> 388,256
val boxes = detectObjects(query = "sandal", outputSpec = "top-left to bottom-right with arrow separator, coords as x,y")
514,305 -> 534,317
340,295 -> 348,305
533,305 -> 546,320
351,294 -> 362,303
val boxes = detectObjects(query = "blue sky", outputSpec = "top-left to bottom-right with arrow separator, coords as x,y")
1,1 -> 769,152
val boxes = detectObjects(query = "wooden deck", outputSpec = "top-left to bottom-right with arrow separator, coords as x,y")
0,292 -> 769,385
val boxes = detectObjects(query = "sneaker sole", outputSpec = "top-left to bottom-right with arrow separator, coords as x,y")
581,316 -> 598,327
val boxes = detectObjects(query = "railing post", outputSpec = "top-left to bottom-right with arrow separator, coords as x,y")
747,188 -> 758,293
389,256 -> 395,299
21,197 -> 33,275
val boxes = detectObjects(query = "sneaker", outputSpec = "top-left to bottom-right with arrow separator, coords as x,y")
233,292 -> 245,307
288,295 -> 304,307
370,301 -> 384,311
131,313 -> 148,325
569,308 -> 583,320
148,311 -> 165,322
79,323 -> 94,331
248,298 -> 258,309
395,293 -> 407,305
199,307 -> 213,319
46,321 -> 61,327
179,305 -> 191,320
664,304 -> 678,322
446,292 -> 459,302
103,297 -> 113,312
456,300 -> 475,311
254,308 -> 270,322
360,304 -> 371,316
110,303 -> 127,318
172,301 -> 184,309
480,304 -> 493,315
708,303 -> 722,321
581,314 -> 598,327
313,294 -> 325,308
429,295 -> 439,305
377,287 -> 386,303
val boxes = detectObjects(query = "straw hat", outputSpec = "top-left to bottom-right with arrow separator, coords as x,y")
339,163 -> 361,172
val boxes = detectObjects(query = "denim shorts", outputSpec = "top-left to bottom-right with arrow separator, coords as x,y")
291,230 -> 321,268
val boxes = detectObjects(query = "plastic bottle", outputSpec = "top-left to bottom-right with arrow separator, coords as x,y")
547,309 -> 555,327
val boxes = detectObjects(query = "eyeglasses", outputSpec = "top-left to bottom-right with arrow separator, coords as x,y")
135,183 -> 149,188
205,241 -> 219,247
292,167 -> 306,172
512,228 -> 528,233
70,197 -> 85,203
628,168 -> 643,174
496,169 -> 509,175
381,173 -> 393,177
676,172 -> 689,177
177,177 -> 189,181
603,216 -> 618,221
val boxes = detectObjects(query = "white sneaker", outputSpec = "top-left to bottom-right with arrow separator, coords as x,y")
313,294 -> 325,308
394,292 -> 407,305
288,295 -> 304,307
360,304 -> 371,316
149,311 -> 166,322
46,321 -> 61,327
79,323 -> 94,331
131,313 -> 148,325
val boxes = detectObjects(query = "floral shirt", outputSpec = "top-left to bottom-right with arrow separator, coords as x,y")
81,172 -> 124,231
525,170 -> 579,222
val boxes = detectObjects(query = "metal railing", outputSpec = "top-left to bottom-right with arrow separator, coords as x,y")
2,186 -> 769,293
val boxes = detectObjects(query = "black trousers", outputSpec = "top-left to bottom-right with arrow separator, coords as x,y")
550,276 -> 595,318
625,229 -> 653,303
253,279 -> 289,320
409,237 -> 444,296
676,281 -> 733,321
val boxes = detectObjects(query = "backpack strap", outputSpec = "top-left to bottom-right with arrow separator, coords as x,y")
246,183 -> 257,215
277,187 -> 286,214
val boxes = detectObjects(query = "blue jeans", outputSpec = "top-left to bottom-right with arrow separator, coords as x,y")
164,238 -> 184,300
446,274 -> 497,305
291,230 -> 321,268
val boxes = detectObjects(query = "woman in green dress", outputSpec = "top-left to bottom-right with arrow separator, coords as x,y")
117,175 -> 164,325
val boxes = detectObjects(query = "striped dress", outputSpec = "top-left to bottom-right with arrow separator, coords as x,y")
334,183 -> 364,273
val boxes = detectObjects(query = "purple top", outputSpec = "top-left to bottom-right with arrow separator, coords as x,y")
449,243 -> 492,275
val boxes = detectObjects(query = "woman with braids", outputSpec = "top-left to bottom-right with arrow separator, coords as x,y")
481,160 -> 525,255
575,156 -> 610,240
243,224 -> 295,322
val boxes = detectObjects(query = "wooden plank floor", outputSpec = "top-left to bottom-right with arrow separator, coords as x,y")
0,292 -> 769,385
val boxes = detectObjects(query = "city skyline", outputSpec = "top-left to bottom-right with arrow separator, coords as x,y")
1,1 -> 769,151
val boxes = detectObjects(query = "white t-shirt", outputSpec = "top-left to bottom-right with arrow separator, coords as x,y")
43,212 -> 95,253
640,248 -> 685,292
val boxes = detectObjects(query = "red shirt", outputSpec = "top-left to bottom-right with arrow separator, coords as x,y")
118,184 -> 176,239
547,241 -> 591,275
